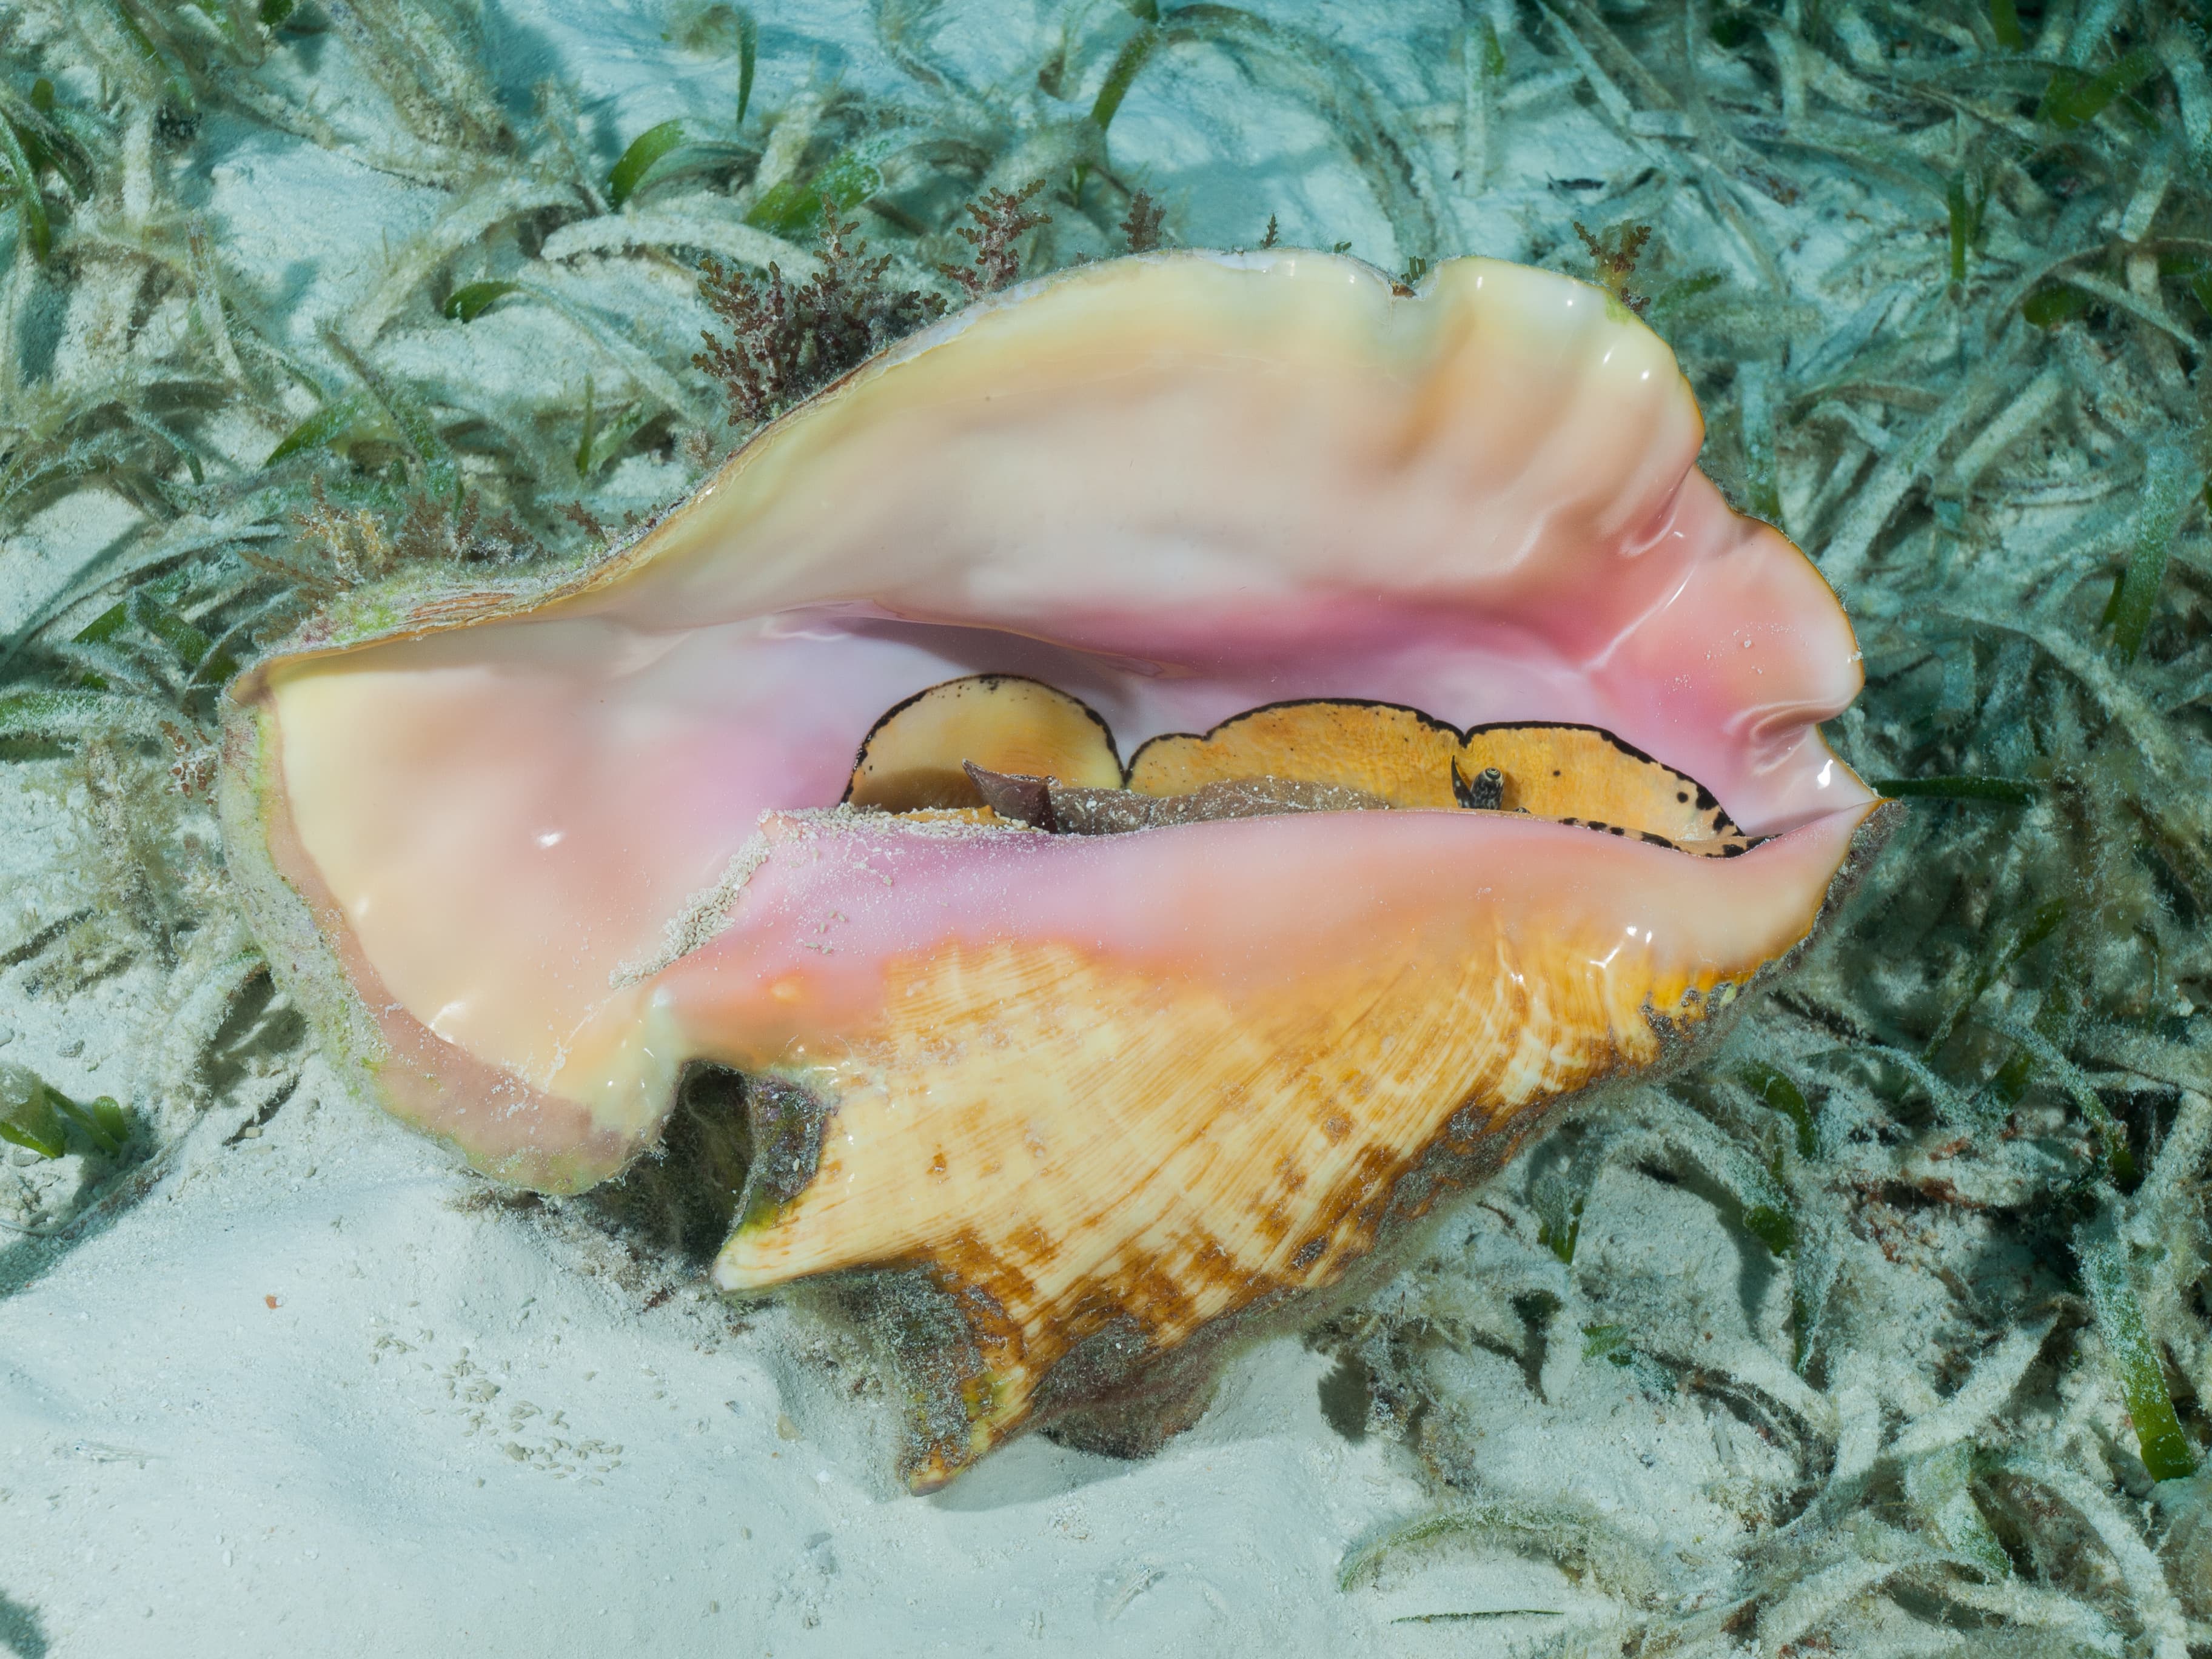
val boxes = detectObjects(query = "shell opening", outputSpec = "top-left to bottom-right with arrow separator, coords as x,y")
844,675 -> 1756,856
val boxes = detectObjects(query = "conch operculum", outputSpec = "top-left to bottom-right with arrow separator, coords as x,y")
218,252 -> 1884,1489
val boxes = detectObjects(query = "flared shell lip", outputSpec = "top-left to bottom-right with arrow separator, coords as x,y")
214,703 -> 635,1192
226,247 -> 1863,714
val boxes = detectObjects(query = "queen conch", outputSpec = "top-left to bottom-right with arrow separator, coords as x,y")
220,251 -> 1884,1489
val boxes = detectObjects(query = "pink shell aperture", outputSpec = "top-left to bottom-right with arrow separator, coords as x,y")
221,252 -> 1879,1486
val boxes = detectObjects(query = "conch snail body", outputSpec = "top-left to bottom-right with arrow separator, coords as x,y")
221,252 -> 1882,1489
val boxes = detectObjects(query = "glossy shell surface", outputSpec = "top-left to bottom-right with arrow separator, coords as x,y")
221,251 -> 1879,1486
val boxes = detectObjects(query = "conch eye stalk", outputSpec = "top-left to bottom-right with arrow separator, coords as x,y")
219,251 -> 1884,1490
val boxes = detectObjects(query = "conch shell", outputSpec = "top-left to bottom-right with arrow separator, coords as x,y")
220,252 -> 1882,1489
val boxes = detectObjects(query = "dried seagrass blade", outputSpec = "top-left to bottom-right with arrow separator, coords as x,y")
845,674 -> 1121,811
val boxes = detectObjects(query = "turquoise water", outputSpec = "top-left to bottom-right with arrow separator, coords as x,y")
0,3 -> 2207,1653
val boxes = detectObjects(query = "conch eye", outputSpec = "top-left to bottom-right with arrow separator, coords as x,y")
843,674 -> 1121,811
1452,762 -> 1507,812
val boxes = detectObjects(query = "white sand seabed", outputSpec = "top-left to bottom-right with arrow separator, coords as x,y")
0,1052 -> 1608,1656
